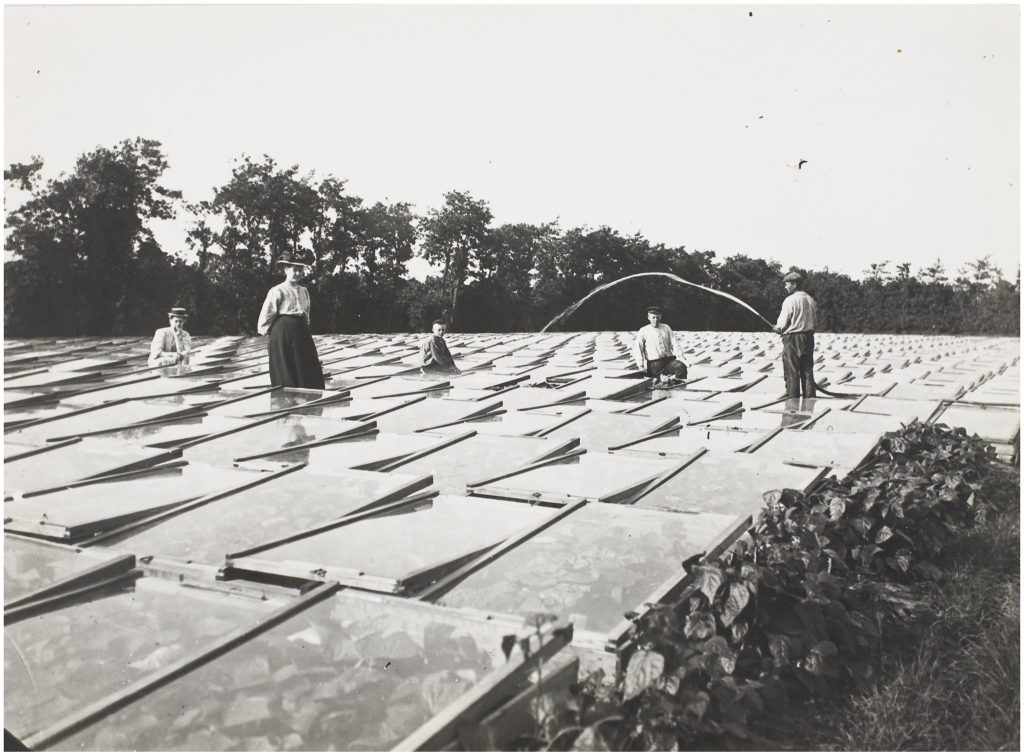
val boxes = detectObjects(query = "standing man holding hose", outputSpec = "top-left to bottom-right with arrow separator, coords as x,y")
773,270 -> 817,398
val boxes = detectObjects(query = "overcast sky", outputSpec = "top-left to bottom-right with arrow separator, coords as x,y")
5,3 -> 1020,280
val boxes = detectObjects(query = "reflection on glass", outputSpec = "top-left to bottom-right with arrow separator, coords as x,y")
54,593 -> 511,751
4,441 -> 170,497
183,416 -> 365,465
268,433 -> 435,470
113,469 -> 424,564
4,538 -> 110,604
438,503 -> 734,633
247,497 -> 547,581
5,465 -> 263,535
394,436 -> 559,495
631,452 -> 817,516
5,577 -> 276,741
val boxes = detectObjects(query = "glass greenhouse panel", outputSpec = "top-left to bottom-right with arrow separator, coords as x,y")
257,432 -> 444,471
110,468 -> 429,564
5,576 -> 281,743
391,434 -> 575,495
4,399 -> 200,445
232,496 -> 549,591
52,591 -> 521,751
934,404 -> 1020,444
4,464 -> 268,541
4,537 -> 126,605
629,451 -> 824,517
469,453 -> 676,505
4,440 -> 176,497
436,502 -> 736,634
182,415 -> 372,465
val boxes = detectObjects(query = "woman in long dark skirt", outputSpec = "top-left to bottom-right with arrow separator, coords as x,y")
257,250 -> 325,389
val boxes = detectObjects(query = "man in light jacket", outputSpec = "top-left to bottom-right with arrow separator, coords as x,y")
148,307 -> 192,368
772,271 -> 817,398
632,306 -> 688,384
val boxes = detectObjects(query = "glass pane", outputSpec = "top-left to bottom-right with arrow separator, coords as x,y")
182,415 -> 371,465
614,427 -> 757,457
852,396 -> 941,421
111,468 -> 428,565
4,400 -> 197,445
5,576 -> 280,741
4,537 -> 118,605
205,388 -> 346,418
935,405 -> 1019,443
544,411 -> 674,451
241,496 -> 549,583
261,433 -> 441,471
750,430 -> 880,469
807,410 -> 901,434
4,440 -> 173,497
5,464 -> 266,539
288,396 -> 421,422
344,377 -> 451,400
437,502 -> 736,634
472,453 -> 675,503
70,377 -> 222,405
54,591 -> 516,751
630,451 -> 821,517
87,415 -> 252,448
391,435 -> 571,495
370,399 -> 500,434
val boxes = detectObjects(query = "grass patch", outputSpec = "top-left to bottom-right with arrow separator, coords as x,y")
786,462 -> 1021,751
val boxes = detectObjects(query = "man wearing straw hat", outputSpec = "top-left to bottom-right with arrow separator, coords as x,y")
772,270 -> 817,398
148,306 -> 192,368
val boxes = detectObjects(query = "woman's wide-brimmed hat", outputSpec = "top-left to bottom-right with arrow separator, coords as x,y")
167,307 -> 189,319
277,249 -> 314,269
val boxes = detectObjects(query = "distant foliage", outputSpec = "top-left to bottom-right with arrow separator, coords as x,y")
5,140 -> 1019,336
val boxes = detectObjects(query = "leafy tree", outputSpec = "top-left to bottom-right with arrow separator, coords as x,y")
418,190 -> 493,326
5,138 -> 181,335
353,202 -> 418,330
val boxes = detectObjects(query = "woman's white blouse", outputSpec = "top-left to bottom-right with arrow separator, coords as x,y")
257,283 -> 311,335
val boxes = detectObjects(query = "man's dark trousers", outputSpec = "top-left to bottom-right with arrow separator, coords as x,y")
782,332 -> 816,398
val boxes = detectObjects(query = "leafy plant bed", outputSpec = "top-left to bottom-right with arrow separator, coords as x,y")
508,421 -> 1018,750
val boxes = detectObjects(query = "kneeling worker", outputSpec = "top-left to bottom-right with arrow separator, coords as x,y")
148,306 -> 192,368
772,270 -> 817,398
419,319 -> 461,375
633,306 -> 688,384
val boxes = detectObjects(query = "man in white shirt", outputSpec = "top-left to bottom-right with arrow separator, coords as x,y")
148,306 -> 192,368
632,306 -> 688,384
772,271 -> 817,398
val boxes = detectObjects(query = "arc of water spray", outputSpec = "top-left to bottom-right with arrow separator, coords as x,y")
540,272 -> 776,332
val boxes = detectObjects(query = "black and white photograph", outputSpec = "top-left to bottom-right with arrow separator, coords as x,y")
3,3 -> 1020,751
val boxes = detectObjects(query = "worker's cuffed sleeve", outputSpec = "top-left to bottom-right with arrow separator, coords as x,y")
257,289 -> 279,335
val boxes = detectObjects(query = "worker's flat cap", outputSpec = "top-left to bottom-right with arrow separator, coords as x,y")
783,271 -> 804,282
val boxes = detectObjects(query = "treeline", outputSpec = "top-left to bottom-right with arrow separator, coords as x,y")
4,138 -> 1019,337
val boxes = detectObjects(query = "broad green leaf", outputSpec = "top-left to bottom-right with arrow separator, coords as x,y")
692,564 -> 725,602
622,649 -> 665,701
720,582 -> 751,627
